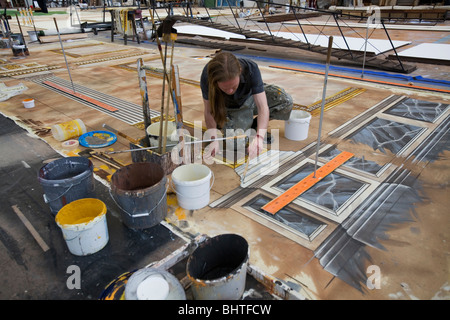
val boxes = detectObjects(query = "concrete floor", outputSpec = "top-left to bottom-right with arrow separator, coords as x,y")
0,7 -> 449,300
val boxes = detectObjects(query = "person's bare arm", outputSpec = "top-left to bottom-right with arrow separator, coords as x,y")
203,99 -> 220,158
248,91 -> 269,159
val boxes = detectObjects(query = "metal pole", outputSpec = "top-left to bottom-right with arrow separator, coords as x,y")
104,134 -> 248,155
313,36 -> 333,179
53,17 -> 76,94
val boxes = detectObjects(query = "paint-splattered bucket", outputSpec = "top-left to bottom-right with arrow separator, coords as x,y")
110,162 -> 167,229
171,164 -> 214,210
284,110 -> 311,141
146,121 -> 179,150
55,198 -> 109,256
38,157 -> 95,215
187,234 -> 249,300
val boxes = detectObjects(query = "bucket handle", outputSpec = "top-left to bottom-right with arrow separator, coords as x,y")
42,174 -> 91,204
108,184 -> 169,218
169,171 -> 215,199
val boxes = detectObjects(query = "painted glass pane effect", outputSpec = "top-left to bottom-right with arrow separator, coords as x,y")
320,147 -> 382,175
245,194 -> 324,239
274,163 -> 365,213
384,98 -> 449,123
347,117 -> 423,154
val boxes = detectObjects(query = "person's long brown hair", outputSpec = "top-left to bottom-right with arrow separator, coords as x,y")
207,52 -> 241,128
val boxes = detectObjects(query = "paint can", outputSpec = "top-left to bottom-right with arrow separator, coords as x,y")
171,164 -> 214,210
51,119 -> 87,142
38,157 -> 95,215
284,110 -> 311,141
124,268 -> 186,300
55,198 -> 109,256
110,162 -> 167,229
22,98 -> 35,108
186,234 -> 249,300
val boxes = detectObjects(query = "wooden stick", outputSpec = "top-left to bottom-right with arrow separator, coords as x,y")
162,39 -> 175,154
137,58 -> 151,147
12,205 -> 50,252
158,38 -> 168,154
171,64 -> 183,128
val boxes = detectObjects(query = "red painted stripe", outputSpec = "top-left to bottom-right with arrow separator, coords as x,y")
43,81 -> 119,112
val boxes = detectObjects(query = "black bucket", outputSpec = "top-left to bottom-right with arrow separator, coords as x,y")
110,162 -> 167,229
38,157 -> 95,215
187,234 -> 249,300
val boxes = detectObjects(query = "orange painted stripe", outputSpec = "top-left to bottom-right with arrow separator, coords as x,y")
43,81 -> 119,112
269,65 -> 450,94
262,151 -> 354,215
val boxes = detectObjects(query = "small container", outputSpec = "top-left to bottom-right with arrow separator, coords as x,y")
61,139 -> 80,150
22,98 -> 35,108
51,119 -> 87,142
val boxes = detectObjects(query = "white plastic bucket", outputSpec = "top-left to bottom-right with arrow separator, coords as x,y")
22,98 -> 35,108
146,121 -> 179,149
285,110 -> 312,141
55,198 -> 109,256
27,31 -> 38,42
171,164 -> 214,210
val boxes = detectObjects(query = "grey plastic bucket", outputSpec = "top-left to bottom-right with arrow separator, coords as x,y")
110,162 -> 167,229
38,157 -> 95,215
187,234 -> 249,300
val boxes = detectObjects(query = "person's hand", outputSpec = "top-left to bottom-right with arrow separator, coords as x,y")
248,134 -> 264,159
204,140 -> 220,161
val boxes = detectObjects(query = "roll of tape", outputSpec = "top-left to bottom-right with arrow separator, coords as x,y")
62,139 -> 79,150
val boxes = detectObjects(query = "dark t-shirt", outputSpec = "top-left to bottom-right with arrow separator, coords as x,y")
200,58 -> 264,109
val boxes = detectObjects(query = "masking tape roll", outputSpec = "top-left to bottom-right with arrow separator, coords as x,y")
62,139 -> 79,150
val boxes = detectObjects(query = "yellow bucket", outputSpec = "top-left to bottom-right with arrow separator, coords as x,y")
55,198 -> 109,256
51,119 -> 87,142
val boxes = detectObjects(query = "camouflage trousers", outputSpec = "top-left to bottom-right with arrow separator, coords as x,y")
223,84 -> 293,132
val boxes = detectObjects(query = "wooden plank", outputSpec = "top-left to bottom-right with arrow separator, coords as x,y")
261,151 -> 354,215
12,205 -> 50,252
38,33 -> 89,43
43,80 -> 119,112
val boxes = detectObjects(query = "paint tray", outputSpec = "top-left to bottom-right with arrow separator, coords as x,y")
79,131 -> 117,148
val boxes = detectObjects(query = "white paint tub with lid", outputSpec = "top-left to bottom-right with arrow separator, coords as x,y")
171,164 -> 213,210
284,110 -> 312,141
124,268 -> 186,300
22,98 -> 35,108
